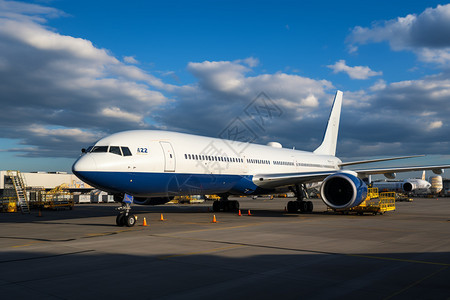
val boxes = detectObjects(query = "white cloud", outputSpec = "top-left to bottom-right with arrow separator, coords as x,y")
0,0 -> 449,161
239,57 -> 259,68
370,79 -> 387,91
123,56 -> 139,64
327,60 -> 382,80
347,4 -> 450,65
101,107 -> 144,124
427,120 -> 443,130
28,126 -> 99,142
160,59 -> 333,144
0,0 -> 171,157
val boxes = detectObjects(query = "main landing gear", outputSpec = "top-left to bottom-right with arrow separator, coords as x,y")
116,199 -> 136,227
212,194 -> 240,212
286,184 -> 313,213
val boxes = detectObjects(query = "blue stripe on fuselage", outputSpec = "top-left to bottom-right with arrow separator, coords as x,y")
74,171 -> 271,197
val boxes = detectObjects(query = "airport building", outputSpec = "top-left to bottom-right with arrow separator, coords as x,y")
0,171 -> 115,212
0,171 -> 90,192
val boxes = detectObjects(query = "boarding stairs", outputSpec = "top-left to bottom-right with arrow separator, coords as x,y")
7,170 -> 30,214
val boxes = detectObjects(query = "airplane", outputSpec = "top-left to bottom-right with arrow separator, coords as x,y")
371,171 -> 431,194
72,91 -> 450,226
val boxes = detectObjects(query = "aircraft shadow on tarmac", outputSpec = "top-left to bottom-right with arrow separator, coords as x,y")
0,249 -> 448,299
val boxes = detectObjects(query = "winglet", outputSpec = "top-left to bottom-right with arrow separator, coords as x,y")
314,90 -> 343,156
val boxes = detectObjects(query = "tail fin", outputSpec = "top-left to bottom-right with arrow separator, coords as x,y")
313,90 -> 343,156
421,170 -> 425,181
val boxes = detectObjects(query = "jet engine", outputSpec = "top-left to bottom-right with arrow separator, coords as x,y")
320,172 -> 368,209
402,182 -> 414,192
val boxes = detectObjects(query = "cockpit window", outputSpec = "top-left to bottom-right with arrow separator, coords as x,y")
121,147 -> 132,156
91,146 -> 108,153
109,146 -> 122,156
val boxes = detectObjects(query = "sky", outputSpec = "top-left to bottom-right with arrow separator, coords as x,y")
0,0 -> 449,179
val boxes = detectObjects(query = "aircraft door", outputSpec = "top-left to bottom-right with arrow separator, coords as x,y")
242,155 -> 248,173
159,141 -> 176,172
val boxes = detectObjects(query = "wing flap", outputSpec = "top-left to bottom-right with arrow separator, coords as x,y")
340,155 -> 424,167
253,171 -> 338,189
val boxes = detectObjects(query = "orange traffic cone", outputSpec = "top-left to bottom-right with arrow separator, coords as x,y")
238,210 -> 242,216
38,208 -> 42,217
247,209 -> 252,216
143,217 -> 148,226
212,215 -> 217,223
160,213 -> 165,221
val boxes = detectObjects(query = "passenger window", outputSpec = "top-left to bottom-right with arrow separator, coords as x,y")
109,146 -> 122,156
91,146 -> 108,153
121,147 -> 132,156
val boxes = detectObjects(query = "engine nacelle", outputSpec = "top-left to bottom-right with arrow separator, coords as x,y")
320,172 -> 368,209
432,168 -> 444,175
402,182 -> 415,192
384,173 -> 396,179
132,197 -> 172,205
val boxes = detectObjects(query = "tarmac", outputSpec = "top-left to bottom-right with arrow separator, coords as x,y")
0,197 -> 449,300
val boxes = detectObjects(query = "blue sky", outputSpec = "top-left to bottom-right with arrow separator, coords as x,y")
0,0 -> 449,179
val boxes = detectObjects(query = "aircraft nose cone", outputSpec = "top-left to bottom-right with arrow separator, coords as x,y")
72,155 -> 97,174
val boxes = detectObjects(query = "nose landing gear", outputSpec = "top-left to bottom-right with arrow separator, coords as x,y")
116,194 -> 136,227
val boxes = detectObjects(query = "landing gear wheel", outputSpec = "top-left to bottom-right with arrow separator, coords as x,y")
116,214 -> 126,226
287,201 -> 299,213
299,201 -> 308,213
212,200 -> 240,212
306,201 -> 313,213
125,214 -> 136,227
212,201 -> 220,212
227,200 -> 239,212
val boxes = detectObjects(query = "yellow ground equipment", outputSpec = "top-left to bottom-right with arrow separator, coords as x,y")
38,184 -> 74,210
332,188 -> 396,215
0,197 -> 17,212
6,170 -> 30,213
171,195 -> 205,204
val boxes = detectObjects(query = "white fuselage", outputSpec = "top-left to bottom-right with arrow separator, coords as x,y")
72,130 -> 341,197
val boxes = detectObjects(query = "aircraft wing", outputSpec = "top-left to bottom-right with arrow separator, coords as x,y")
353,165 -> 450,178
254,164 -> 450,189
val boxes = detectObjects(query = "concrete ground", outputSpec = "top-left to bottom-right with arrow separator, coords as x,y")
0,197 -> 449,299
